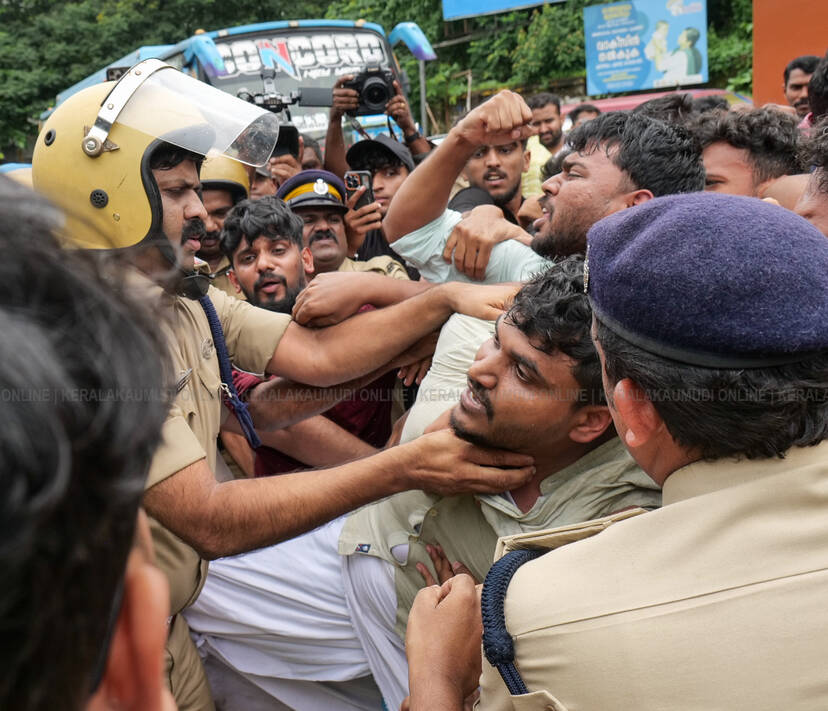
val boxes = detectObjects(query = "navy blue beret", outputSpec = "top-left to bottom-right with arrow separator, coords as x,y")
276,170 -> 348,213
585,193 -> 828,367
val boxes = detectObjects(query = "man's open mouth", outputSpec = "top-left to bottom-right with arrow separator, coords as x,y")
257,277 -> 286,295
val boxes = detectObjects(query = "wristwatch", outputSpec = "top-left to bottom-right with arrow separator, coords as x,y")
403,130 -> 421,144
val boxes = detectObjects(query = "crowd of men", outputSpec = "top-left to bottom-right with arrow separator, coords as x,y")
2,45 -> 828,711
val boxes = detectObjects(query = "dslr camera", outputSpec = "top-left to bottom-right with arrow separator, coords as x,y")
344,67 -> 396,116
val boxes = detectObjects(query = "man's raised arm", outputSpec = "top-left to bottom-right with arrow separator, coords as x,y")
383,90 -> 535,243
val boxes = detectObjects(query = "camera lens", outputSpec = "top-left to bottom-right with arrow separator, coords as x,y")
361,78 -> 390,113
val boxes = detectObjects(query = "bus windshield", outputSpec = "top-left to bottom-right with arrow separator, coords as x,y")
211,28 -> 394,136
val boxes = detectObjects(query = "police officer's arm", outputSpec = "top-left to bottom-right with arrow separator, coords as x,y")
267,280 -> 518,387
257,416 -> 377,466
142,428 -> 534,560
383,90 -> 535,244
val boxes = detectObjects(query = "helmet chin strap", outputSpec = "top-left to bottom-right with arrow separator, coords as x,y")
179,271 -> 211,299
153,233 -> 210,299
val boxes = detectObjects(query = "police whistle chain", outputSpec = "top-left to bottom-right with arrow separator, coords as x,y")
198,296 -> 262,450
481,548 -> 545,696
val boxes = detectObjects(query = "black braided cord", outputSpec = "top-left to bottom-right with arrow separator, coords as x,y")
481,548 -> 544,696
198,295 -> 262,449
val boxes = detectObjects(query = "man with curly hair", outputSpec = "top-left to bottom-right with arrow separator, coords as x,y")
795,116 -> 828,235
690,106 -> 804,196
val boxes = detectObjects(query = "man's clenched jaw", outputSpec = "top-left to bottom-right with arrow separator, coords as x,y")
449,316 -> 585,456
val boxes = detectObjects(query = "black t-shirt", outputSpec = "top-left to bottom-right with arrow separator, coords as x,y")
448,187 -> 523,226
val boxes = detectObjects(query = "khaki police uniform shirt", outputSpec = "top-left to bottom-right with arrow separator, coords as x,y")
477,439 -> 828,711
339,438 -> 661,638
133,271 -> 291,615
338,255 -> 410,280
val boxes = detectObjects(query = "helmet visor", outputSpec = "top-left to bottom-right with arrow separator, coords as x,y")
115,65 -> 279,167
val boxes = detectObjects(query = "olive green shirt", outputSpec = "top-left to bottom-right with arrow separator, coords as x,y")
339,438 -> 661,637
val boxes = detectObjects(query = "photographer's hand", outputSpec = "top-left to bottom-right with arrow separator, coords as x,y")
331,75 -> 359,121
345,187 -> 383,255
387,80 -> 431,157
325,76 -> 358,179
269,137 -> 303,188
386,80 -> 416,134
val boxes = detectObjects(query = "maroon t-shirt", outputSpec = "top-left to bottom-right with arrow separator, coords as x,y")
233,368 -> 395,476
232,304 -> 396,476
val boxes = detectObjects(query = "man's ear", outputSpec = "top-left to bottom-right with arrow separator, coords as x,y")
568,405 -> 613,444
227,267 -> 241,294
86,512 -> 173,711
522,149 -> 531,173
625,188 -> 654,208
611,378 -> 662,450
301,246 -> 315,277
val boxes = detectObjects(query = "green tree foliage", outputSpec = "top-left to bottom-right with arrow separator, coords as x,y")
0,0 -> 328,151
0,0 -> 754,151
706,0 -> 752,93
511,1 -> 592,86
326,0 -> 753,131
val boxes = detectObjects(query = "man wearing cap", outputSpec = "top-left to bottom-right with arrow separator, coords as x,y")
344,134 -> 420,279
197,152 -> 251,298
277,169 -> 409,279
405,193 -> 828,711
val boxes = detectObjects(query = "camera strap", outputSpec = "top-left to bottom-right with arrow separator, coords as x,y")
347,116 -> 372,141
385,116 -> 401,142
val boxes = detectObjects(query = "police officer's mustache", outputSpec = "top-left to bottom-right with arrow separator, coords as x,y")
181,218 -> 207,245
309,229 -> 338,245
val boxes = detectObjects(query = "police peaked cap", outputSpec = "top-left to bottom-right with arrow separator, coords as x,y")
585,193 -> 828,367
277,169 -> 348,213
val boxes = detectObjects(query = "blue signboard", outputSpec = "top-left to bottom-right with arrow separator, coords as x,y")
584,0 -> 707,95
443,0 -> 564,22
